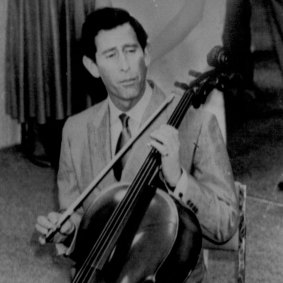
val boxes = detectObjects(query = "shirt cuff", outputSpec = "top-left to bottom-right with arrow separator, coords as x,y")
173,168 -> 199,214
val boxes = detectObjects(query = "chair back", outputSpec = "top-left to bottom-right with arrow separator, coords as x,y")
203,181 -> 246,250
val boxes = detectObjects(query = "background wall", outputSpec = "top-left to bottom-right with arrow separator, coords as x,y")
0,0 -> 20,149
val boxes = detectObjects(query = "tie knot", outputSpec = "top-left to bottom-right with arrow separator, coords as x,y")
119,113 -> 130,129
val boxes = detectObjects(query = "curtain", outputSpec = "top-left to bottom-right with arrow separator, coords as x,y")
265,0 -> 283,75
5,0 -> 106,125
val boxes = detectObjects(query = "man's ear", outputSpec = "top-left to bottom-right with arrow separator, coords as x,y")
82,56 -> 100,78
144,46 -> 151,67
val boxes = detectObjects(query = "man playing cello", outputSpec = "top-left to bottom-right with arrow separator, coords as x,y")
36,7 -> 238,282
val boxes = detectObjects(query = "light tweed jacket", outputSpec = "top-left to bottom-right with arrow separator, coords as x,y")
57,81 -> 239,282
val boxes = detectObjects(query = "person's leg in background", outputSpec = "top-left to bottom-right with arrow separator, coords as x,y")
222,0 -> 254,136
264,0 -> 283,77
223,0 -> 253,87
264,0 -> 283,191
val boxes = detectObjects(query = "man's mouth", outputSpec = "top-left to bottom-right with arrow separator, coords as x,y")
120,77 -> 138,86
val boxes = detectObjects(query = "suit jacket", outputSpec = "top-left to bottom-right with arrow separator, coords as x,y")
57,81 -> 238,282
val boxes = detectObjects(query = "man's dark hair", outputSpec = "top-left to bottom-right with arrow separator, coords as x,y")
81,7 -> 148,62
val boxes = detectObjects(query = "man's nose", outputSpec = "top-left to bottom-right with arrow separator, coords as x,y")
119,54 -> 130,72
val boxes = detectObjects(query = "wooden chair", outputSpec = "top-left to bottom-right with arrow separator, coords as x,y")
203,181 -> 247,283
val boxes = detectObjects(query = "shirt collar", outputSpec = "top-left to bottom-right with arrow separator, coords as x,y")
108,81 -> 152,126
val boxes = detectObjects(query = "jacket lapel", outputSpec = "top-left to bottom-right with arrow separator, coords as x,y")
87,102 -> 116,190
122,82 -> 172,183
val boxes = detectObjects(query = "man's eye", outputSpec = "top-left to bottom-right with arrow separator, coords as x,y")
126,48 -> 136,53
106,53 -> 116,58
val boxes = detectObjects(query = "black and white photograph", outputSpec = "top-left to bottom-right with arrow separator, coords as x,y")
0,0 -> 283,282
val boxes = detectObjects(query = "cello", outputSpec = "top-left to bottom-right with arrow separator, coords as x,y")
46,61 -> 234,283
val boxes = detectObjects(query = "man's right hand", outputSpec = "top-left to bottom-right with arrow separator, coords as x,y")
35,211 -> 75,245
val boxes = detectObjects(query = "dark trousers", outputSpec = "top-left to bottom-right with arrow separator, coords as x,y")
222,0 -> 253,86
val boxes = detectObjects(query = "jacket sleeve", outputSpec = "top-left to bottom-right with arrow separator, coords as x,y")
55,118 -> 84,256
173,112 -> 239,243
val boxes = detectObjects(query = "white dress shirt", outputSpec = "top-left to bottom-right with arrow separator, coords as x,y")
108,82 -> 153,157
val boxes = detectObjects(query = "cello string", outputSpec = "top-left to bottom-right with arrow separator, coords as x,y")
73,159 -> 158,282
92,81 -> 209,280
94,159 -> 158,263
74,88 -> 195,281
90,152 -> 161,273
92,157 -> 157,263
73,87 -> 197,282
73,154 -> 158,282
92,88 -> 196,261
86,89 -> 194,266
72,96 -> 180,282
87,84 -> 205,282
75,92 -> 193,282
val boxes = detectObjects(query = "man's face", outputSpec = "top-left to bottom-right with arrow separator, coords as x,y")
93,23 -> 150,111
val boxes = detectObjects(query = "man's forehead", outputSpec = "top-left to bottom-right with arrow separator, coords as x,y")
95,23 -> 139,51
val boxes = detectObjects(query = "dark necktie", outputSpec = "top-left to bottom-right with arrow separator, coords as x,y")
113,113 -> 131,181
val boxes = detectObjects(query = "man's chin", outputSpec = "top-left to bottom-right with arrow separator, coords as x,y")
119,88 -> 140,100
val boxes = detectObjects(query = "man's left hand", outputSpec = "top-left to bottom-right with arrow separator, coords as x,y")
149,124 -> 182,187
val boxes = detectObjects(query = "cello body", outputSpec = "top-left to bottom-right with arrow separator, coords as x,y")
73,183 -> 202,283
